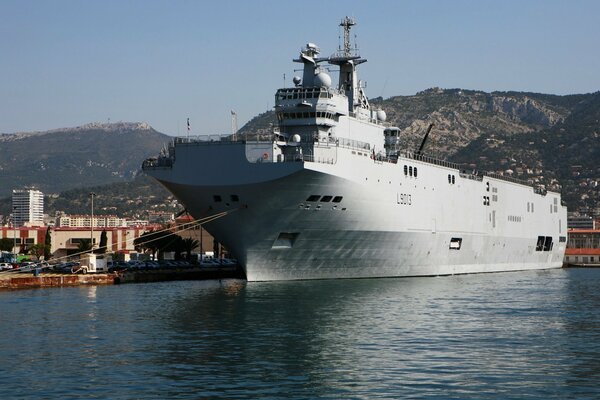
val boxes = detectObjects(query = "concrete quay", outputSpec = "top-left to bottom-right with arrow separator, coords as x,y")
0,272 -> 116,290
0,265 -> 245,290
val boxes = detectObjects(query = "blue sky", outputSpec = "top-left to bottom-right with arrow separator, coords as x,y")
1,0 -> 599,135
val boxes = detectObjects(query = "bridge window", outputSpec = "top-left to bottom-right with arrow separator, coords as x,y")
332,196 -> 343,203
230,195 -> 239,202
306,195 -> 320,202
320,196 -> 333,202
213,195 -> 222,202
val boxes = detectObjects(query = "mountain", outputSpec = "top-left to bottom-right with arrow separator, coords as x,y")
0,122 -> 170,198
451,91 -> 600,212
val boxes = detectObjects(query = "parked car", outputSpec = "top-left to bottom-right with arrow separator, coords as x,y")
17,262 -> 38,273
0,262 -> 13,271
53,261 -> 81,273
145,261 -> 160,269
108,261 -> 129,273
201,259 -> 221,267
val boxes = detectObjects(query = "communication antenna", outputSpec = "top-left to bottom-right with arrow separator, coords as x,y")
231,110 -> 238,141
340,16 -> 356,56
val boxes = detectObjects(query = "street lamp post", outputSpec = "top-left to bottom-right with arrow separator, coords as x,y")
90,192 -> 96,250
12,206 -> 17,263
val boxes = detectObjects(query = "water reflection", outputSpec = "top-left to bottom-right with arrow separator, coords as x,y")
563,269 -> 600,394
148,271 -> 599,399
2,270 -> 600,399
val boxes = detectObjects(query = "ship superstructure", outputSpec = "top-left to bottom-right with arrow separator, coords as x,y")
143,18 -> 567,281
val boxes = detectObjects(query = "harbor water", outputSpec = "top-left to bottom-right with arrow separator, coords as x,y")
1,268 -> 600,399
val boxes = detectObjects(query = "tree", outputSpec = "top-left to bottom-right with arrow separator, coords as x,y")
182,238 -> 199,261
77,239 -> 92,253
29,244 -> 49,261
95,230 -> 108,254
0,238 -> 14,252
213,240 -> 220,259
134,230 -> 172,260
165,235 -> 185,260
44,228 -> 52,259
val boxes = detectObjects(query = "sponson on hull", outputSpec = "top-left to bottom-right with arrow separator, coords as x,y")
143,17 -> 567,281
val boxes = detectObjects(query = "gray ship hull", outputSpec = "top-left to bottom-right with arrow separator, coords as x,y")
153,158 -> 565,281
143,18 -> 566,281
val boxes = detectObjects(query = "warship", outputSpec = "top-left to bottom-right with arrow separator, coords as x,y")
143,17 -> 567,281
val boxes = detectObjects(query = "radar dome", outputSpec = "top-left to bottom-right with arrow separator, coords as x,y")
314,72 -> 332,88
293,76 -> 302,86
376,110 -> 387,122
291,134 -> 301,143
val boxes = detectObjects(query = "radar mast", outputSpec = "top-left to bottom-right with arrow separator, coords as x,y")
329,17 -> 369,114
340,16 -> 356,57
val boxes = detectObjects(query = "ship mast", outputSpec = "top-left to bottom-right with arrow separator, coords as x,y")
340,16 -> 355,57
329,16 -> 369,114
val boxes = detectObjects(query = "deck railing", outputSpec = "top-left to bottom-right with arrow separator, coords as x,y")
146,135 -> 552,194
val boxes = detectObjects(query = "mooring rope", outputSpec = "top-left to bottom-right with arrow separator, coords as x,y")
0,208 -> 238,274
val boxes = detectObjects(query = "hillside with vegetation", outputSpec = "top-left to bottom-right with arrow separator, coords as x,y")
0,174 -> 182,221
0,122 -> 170,198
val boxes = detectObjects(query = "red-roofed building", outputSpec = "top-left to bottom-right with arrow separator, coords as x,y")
565,229 -> 600,266
0,226 -> 47,255
51,225 -> 162,259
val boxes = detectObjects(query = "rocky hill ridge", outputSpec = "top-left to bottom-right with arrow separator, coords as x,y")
0,122 -> 170,198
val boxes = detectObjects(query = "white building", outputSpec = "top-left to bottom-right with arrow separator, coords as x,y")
12,189 -> 44,227
147,212 -> 174,224
56,214 -> 127,228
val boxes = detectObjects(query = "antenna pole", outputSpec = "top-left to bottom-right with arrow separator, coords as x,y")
340,16 -> 356,56
231,110 -> 238,141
